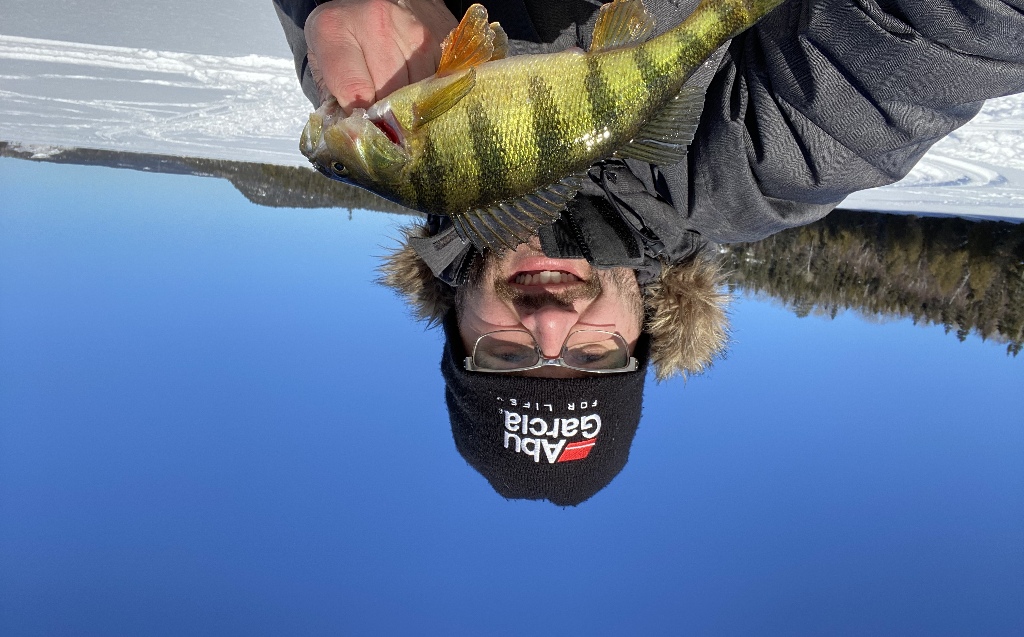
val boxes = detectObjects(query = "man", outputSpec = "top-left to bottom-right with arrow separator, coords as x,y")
276,0 -> 1024,504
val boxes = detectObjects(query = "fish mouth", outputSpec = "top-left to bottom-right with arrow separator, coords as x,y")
366,102 -> 407,148
371,117 -> 402,145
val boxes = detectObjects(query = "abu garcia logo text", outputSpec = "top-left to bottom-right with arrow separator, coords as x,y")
502,410 -> 601,464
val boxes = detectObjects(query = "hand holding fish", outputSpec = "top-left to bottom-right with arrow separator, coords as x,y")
305,0 -> 458,114
301,0 -> 786,251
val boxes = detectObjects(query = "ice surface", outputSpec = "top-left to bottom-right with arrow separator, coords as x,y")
0,0 -> 293,59
1,33 -> 1023,220
0,35 -> 310,166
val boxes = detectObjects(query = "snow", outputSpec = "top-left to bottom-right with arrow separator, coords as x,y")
0,35 -> 310,166
842,96 -> 1024,220
1,32 -> 1023,220
0,0 -> 293,59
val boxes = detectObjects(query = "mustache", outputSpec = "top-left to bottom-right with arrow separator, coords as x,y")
493,273 -> 603,310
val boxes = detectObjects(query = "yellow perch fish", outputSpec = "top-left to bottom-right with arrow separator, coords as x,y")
300,0 -> 784,250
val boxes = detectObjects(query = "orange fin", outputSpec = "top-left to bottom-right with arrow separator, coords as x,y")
590,0 -> 655,53
437,4 -> 500,75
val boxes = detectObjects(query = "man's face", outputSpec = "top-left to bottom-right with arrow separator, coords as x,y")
457,237 -> 643,378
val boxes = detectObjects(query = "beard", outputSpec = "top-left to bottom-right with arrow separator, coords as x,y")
493,271 -> 603,310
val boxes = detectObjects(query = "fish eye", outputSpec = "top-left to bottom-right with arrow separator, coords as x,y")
332,162 -> 348,177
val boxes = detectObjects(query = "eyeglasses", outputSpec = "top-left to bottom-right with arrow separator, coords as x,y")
464,329 -> 638,374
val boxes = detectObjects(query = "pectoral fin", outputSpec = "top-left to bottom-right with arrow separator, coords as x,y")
614,81 -> 706,165
590,0 -> 655,53
437,4 -> 501,75
453,175 -> 585,251
411,68 -> 476,129
413,5 -> 502,128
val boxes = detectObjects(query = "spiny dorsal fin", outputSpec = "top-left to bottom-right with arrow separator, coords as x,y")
490,22 -> 508,60
411,68 -> 476,129
590,0 -> 655,53
437,4 -> 498,76
614,81 -> 706,165
453,175 -> 585,251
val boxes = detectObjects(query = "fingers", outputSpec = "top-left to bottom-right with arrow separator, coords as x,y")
404,47 -> 437,86
305,0 -> 459,114
314,39 -> 378,113
415,0 -> 460,43
306,6 -> 379,113
390,10 -> 439,85
392,0 -> 456,82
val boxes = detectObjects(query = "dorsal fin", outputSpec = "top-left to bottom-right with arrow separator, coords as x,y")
452,175 -> 585,251
590,0 -> 655,53
489,22 -> 508,60
614,79 -> 707,165
437,4 -> 498,76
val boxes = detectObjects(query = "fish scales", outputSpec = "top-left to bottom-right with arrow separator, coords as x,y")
422,56 -> 584,213
394,7 -> 742,213
301,0 -> 785,248
417,52 -> 639,214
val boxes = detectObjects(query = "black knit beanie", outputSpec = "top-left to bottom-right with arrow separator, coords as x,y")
441,315 -> 648,506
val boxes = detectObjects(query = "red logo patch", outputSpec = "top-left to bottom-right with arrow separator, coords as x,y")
557,439 -> 596,462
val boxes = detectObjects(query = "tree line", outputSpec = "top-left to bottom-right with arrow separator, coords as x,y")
0,142 -> 416,214
720,210 -> 1024,355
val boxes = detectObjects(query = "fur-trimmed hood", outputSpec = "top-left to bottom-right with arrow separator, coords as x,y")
378,224 -> 730,380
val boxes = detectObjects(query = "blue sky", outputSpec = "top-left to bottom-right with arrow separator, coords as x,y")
1,158 -> 1022,636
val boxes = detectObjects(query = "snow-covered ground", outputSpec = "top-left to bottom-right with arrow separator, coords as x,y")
1,33 -> 1022,220
0,0 -> 293,59
0,35 -> 310,166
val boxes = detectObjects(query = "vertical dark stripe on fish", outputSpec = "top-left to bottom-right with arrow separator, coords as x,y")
467,98 -> 508,204
669,21 -> 706,69
528,75 -> 570,183
633,46 -> 669,104
585,56 -> 617,131
411,130 -> 445,214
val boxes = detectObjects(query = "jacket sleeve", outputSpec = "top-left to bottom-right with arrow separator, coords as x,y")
607,0 -> 1024,250
273,0 -> 322,106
